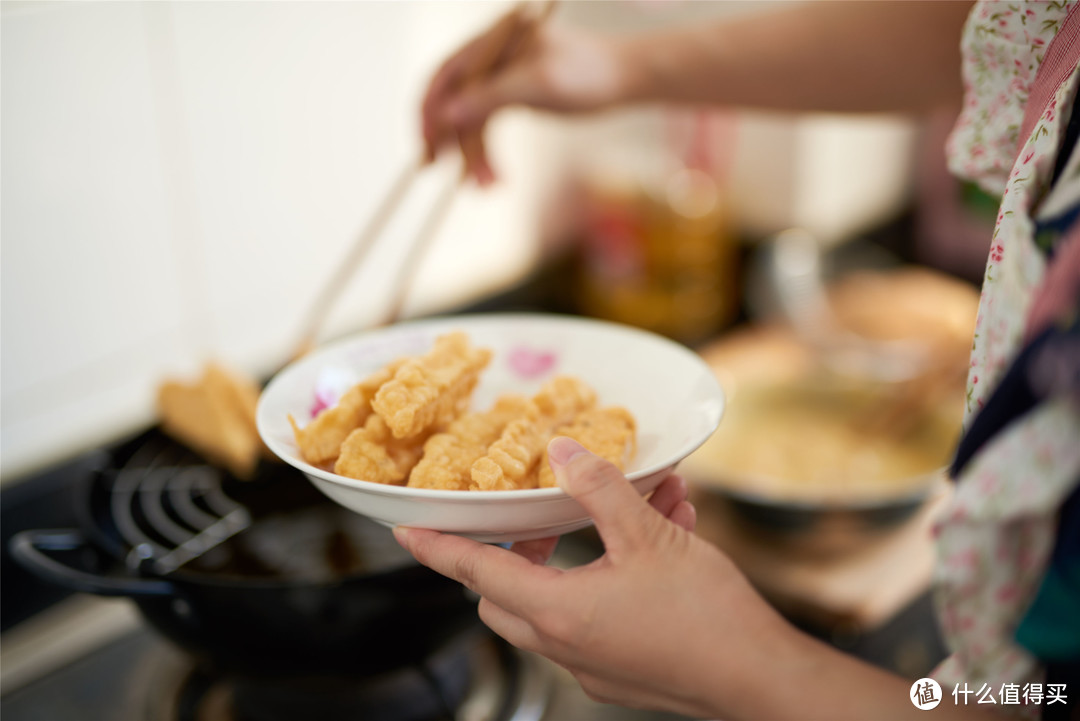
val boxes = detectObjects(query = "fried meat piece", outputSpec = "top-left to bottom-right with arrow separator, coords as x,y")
158,363 -> 263,479
407,395 -> 531,490
204,364 -> 261,440
372,333 -> 492,440
471,376 -> 597,491
288,360 -> 404,465
334,414 -> 430,485
538,406 -> 637,488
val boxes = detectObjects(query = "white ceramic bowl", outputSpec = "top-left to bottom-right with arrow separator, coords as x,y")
257,314 -> 725,542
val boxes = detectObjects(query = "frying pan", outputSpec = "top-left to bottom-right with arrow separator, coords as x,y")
683,322 -> 960,557
10,429 -> 480,677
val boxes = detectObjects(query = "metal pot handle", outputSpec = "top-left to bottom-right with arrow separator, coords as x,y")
10,529 -> 175,597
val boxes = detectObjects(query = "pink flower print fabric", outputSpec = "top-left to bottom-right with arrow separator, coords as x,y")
932,3 -> 1080,717
946,1 -> 1071,197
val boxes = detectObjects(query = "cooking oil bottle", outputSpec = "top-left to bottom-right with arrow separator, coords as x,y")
576,112 -> 738,344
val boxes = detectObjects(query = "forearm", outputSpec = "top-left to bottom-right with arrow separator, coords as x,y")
715,620 -> 1000,721
614,1 -> 972,114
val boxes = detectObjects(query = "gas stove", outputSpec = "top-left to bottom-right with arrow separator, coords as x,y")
0,433 -> 688,721
2,600 -> 692,721
1,566 -> 686,721
6,620 -> 546,721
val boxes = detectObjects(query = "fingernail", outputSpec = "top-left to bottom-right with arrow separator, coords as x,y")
392,526 -> 411,545
548,437 -> 588,467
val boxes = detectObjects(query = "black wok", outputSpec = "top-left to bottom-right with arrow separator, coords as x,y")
10,429 -> 480,677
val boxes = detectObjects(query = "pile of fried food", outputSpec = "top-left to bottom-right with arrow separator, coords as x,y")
288,332 -> 636,491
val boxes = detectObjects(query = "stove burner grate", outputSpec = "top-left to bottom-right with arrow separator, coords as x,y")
139,630 -> 551,721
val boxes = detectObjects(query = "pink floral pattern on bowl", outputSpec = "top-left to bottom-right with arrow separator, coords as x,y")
310,395 -> 332,418
507,346 -> 558,379
308,367 -> 359,419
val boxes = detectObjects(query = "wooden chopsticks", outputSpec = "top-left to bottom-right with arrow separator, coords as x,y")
291,156 -> 425,359
290,0 -> 557,360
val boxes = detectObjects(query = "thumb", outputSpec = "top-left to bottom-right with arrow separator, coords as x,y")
548,437 -> 658,553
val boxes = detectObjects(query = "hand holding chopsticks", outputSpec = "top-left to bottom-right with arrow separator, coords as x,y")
291,1 -> 558,360
422,0 -> 558,185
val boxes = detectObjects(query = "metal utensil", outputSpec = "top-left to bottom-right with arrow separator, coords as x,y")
769,228 -> 929,383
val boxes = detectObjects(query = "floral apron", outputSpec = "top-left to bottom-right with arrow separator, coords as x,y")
934,1 -> 1080,717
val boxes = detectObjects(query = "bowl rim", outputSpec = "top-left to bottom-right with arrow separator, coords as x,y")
257,312 -> 726,501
